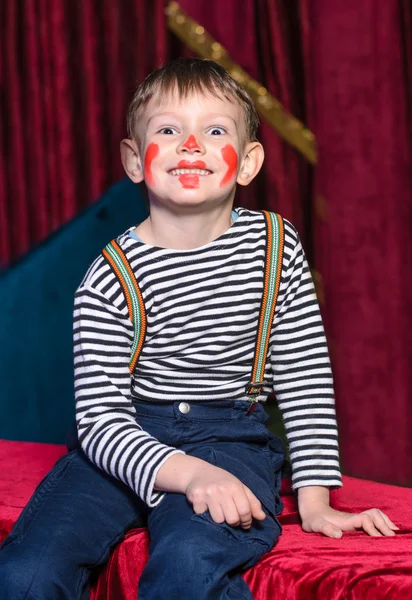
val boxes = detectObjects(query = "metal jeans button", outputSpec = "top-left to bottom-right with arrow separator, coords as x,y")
178,402 -> 191,414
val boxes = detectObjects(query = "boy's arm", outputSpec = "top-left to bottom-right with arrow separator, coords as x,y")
271,222 -> 397,536
74,282 -> 185,508
271,221 -> 341,492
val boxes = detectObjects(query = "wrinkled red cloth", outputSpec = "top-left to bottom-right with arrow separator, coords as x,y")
1,440 -> 412,599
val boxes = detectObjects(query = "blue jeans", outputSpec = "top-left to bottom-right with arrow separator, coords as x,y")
0,400 -> 285,599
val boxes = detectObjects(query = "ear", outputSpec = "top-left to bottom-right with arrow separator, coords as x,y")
237,142 -> 264,187
120,138 -> 144,183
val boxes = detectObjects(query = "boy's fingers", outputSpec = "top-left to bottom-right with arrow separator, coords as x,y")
317,519 -> 342,539
244,487 -> 266,520
378,510 -> 399,530
238,513 -> 253,530
370,512 -> 395,536
361,509 -> 396,536
208,503 -> 225,525
235,496 -> 254,529
222,498 -> 242,527
360,514 -> 382,537
193,501 -> 208,515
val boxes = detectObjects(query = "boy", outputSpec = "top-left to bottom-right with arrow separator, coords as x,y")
0,58 -> 397,600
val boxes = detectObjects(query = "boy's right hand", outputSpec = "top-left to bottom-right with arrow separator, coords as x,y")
185,463 -> 266,530
154,453 -> 266,530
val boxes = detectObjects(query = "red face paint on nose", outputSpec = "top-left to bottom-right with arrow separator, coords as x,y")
182,135 -> 201,151
144,143 -> 159,186
220,144 -> 238,187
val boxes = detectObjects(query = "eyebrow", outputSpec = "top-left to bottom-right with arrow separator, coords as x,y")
147,112 -> 238,127
205,114 -> 238,127
147,113 -> 180,125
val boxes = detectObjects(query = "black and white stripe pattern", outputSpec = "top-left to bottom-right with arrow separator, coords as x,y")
74,208 -> 342,507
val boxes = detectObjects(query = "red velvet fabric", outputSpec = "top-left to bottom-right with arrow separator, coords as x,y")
305,0 -> 412,486
0,1 -> 168,267
0,440 -> 66,543
90,477 -> 412,599
1,440 -> 412,599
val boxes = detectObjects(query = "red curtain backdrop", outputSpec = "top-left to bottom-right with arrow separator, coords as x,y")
304,0 -> 412,484
0,0 -> 168,267
2,0 -> 412,486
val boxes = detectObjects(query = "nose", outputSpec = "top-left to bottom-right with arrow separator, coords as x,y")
178,134 -> 204,154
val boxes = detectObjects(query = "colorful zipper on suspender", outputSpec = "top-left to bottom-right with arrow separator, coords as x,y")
245,211 -> 284,414
102,240 -> 147,373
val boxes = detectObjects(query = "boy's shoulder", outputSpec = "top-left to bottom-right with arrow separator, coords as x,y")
236,207 -> 300,246
76,225 -> 138,292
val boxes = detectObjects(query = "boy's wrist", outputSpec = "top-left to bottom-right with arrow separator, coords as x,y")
154,453 -> 211,494
297,485 -> 330,519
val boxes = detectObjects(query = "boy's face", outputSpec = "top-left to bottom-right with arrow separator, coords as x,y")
122,90 -> 263,211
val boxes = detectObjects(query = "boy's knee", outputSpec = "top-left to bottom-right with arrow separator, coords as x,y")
141,518 -> 259,599
151,514 -> 253,569
0,547 -> 67,600
0,553 -> 33,600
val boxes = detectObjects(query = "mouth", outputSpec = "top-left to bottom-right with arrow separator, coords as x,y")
168,168 -> 212,176
168,160 -> 212,177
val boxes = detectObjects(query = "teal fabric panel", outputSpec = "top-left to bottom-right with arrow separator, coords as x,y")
0,179 -> 148,443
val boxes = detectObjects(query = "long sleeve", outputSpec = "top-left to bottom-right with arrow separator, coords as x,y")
271,222 -> 342,490
73,280 -> 184,507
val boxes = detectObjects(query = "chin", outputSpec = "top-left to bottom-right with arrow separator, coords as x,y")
167,193 -> 214,206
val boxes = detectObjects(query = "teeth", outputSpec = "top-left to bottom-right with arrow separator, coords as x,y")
169,169 -> 211,176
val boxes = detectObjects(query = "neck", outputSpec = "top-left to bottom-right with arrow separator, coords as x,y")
134,204 -> 234,250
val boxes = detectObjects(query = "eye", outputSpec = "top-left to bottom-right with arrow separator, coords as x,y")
159,127 -> 178,135
208,127 -> 226,136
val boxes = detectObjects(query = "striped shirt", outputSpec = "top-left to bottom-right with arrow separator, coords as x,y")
74,207 -> 342,507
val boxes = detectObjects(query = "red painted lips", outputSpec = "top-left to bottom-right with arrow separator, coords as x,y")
176,160 -> 208,169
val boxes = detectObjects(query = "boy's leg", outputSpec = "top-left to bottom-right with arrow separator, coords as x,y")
0,449 -> 148,600
131,400 -> 284,600
139,491 -> 281,600
138,434 -> 283,600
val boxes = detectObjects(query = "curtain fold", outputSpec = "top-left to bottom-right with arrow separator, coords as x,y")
306,0 -> 412,484
0,0 -> 167,267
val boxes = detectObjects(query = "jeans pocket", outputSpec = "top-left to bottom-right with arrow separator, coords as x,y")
1,452 -> 74,548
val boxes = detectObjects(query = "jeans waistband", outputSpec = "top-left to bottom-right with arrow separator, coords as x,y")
131,398 -> 268,422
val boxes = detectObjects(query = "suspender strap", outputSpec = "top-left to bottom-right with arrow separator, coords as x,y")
246,211 -> 284,399
102,240 -> 147,373
102,211 -> 283,385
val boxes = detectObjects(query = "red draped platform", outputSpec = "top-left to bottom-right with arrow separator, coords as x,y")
1,440 -> 412,599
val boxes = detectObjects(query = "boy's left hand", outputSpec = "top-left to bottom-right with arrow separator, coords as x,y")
301,505 -> 399,538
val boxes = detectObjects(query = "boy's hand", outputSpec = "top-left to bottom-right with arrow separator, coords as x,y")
185,464 -> 266,530
154,453 -> 266,529
301,505 -> 399,538
297,486 -> 399,538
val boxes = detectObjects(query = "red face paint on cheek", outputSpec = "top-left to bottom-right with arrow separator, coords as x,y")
220,145 -> 238,187
144,143 -> 159,186
178,174 -> 200,189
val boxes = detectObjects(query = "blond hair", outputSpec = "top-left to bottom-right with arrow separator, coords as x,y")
127,57 -> 260,142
